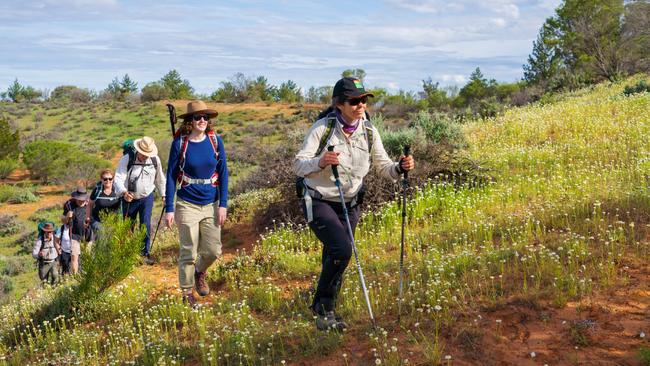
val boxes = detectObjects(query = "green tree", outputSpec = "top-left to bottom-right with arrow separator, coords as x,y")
305,86 -> 333,104
106,74 -> 139,101
50,85 -> 92,103
274,80 -> 303,103
0,117 -> 20,160
523,20 -> 564,86
161,69 -> 194,99
421,78 -> 450,110
140,82 -> 169,102
341,68 -> 367,81
2,79 -> 41,102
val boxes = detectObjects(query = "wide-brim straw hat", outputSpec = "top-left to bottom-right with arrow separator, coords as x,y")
177,100 -> 219,119
71,186 -> 89,201
133,136 -> 158,157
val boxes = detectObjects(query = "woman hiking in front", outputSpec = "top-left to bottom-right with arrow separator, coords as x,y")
294,77 -> 415,330
164,100 -> 229,308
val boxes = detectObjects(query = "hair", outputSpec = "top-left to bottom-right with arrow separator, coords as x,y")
100,169 -> 113,179
179,116 -> 215,136
332,95 -> 345,108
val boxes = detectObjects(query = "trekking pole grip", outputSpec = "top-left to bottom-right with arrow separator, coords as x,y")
327,145 -> 339,179
403,145 -> 411,180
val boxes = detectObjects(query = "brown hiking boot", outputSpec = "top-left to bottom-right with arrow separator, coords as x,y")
194,270 -> 209,296
182,292 -> 198,310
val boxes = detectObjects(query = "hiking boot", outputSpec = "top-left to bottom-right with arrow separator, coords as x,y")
316,311 -> 346,331
182,292 -> 198,310
194,270 -> 209,296
143,255 -> 155,266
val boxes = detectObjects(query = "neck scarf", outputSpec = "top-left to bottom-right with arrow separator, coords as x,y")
336,109 -> 360,134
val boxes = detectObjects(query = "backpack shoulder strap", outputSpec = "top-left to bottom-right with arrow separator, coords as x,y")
207,131 -> 219,158
315,113 -> 337,157
363,119 -> 374,154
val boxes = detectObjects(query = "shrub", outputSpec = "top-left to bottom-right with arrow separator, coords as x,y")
50,85 -> 92,103
0,275 -> 13,294
410,111 -> 466,148
22,140 -> 110,185
0,256 -> 31,276
0,214 -> 22,236
0,117 -> 20,160
28,204 -> 62,224
140,82 -> 169,102
74,213 -> 145,304
638,346 -> 650,366
0,185 -> 38,204
0,158 -> 18,179
623,80 -> 650,96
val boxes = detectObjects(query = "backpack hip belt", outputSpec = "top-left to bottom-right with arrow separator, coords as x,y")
178,172 -> 219,187
302,183 -> 360,224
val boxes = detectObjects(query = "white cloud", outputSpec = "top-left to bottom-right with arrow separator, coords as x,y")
441,74 -> 467,84
490,18 -> 507,28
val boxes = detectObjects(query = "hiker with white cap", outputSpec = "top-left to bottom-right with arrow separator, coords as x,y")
164,100 -> 229,308
114,136 -> 166,265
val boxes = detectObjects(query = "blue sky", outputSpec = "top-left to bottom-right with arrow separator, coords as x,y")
0,0 -> 561,95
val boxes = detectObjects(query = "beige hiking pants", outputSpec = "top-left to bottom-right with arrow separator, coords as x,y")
175,199 -> 222,291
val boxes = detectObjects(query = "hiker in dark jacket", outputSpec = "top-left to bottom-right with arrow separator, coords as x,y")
114,136 -> 166,265
164,100 -> 229,308
62,186 -> 92,275
294,77 -> 415,330
88,169 -> 121,235
32,222 -> 60,285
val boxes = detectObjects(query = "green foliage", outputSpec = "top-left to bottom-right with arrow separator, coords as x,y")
28,205 -> 61,224
623,80 -> 650,95
211,73 -> 275,103
22,140 -> 109,184
0,276 -> 13,294
0,256 -> 30,277
0,215 -> 22,237
0,159 -> 18,179
411,110 -> 464,147
160,69 -> 194,99
341,68 -> 367,81
1,79 -> 42,103
105,74 -> 138,101
0,117 -> 20,160
525,0 -> 649,90
50,85 -> 92,103
305,86 -> 333,104
421,78 -> 450,110
75,213 -> 145,304
0,185 -> 37,204
274,80 -> 303,103
140,82 -> 169,102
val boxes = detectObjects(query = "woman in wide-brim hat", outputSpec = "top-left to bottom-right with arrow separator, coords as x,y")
164,100 -> 229,308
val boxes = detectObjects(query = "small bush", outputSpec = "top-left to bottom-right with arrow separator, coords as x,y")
28,204 -> 62,224
0,185 -> 38,204
0,256 -> 31,276
0,158 -> 18,179
0,275 -> 14,294
0,214 -> 23,236
623,80 -> 650,96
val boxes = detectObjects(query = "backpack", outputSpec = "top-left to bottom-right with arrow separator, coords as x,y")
122,139 -> 158,172
295,110 -> 373,198
176,130 -> 220,187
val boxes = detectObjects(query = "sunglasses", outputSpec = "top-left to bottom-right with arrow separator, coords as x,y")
192,114 -> 209,122
347,96 -> 368,106
102,177 -> 113,181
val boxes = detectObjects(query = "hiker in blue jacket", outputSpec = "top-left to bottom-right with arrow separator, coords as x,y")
164,100 -> 229,308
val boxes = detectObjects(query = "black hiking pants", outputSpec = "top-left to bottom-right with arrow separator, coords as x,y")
306,198 -> 360,315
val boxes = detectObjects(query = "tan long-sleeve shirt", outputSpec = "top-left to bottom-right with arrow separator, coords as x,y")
294,116 -> 400,202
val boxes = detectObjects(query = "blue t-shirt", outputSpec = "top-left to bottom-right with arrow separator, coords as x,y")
165,135 -> 228,212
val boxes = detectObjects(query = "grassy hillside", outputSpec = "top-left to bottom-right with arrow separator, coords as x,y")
0,77 -> 648,365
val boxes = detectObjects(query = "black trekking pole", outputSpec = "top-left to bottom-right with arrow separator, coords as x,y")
149,205 -> 165,258
328,146 -> 376,329
397,145 -> 411,323
166,103 -> 177,136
